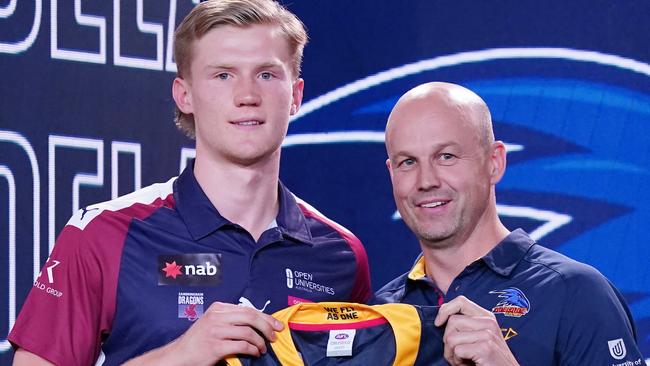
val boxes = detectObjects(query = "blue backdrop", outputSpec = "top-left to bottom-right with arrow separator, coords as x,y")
1,1 -> 649,364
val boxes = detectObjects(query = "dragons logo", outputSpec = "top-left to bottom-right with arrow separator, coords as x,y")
183,304 -> 199,322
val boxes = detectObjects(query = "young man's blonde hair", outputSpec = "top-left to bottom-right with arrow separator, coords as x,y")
173,0 -> 308,138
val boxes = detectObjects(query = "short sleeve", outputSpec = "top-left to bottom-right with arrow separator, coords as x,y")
9,212 -> 122,366
556,264 -> 644,365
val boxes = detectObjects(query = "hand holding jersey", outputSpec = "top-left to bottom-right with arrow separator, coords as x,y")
125,303 -> 283,365
435,296 -> 519,366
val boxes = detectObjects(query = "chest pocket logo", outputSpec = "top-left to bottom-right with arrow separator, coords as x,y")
489,287 -> 530,317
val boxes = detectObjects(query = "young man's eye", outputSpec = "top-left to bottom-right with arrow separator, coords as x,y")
216,73 -> 230,80
259,72 -> 273,80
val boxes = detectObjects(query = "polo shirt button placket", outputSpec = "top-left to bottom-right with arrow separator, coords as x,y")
445,281 -> 462,300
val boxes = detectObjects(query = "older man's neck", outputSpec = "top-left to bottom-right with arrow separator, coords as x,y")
421,221 -> 510,294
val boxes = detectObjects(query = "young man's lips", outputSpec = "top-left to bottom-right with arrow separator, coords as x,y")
230,119 -> 264,126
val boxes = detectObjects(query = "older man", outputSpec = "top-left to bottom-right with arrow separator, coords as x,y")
376,82 -> 644,365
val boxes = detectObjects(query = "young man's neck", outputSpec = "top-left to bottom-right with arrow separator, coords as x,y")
421,215 -> 510,294
193,152 -> 281,242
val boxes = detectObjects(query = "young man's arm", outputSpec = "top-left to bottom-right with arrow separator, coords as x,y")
12,349 -> 54,366
123,302 -> 283,366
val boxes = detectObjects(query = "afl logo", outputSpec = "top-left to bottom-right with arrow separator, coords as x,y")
335,333 -> 349,340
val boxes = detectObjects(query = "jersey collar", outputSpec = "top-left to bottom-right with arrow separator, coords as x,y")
174,160 -> 313,244
407,255 -> 427,281
269,302 -> 423,366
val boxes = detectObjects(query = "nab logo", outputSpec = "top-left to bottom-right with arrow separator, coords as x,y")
158,253 -> 222,286
608,338 -> 627,360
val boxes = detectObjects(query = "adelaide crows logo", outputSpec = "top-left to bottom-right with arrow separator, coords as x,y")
282,48 -> 650,355
490,288 -> 531,318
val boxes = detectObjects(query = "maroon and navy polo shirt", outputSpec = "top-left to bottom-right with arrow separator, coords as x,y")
9,163 -> 371,366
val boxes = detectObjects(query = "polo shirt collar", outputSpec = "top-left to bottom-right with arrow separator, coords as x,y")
174,162 -> 230,240
480,229 -> 535,276
275,181 -> 313,244
403,229 -> 534,284
407,254 -> 427,281
174,161 -> 313,244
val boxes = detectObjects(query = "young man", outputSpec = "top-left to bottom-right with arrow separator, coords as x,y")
375,82 -> 644,365
9,1 -> 371,365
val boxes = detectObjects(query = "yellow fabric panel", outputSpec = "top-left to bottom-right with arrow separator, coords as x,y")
277,302 -> 386,324
373,303 -> 421,366
407,256 -> 427,280
269,302 -> 422,366
224,356 -> 244,366
271,305 -> 305,366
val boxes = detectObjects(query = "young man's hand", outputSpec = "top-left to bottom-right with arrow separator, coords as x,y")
124,302 -> 283,366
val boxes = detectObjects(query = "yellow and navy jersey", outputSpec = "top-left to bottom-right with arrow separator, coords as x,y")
225,302 -> 446,366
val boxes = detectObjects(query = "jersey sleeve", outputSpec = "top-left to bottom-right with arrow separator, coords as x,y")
8,211 -> 122,366
556,264 -> 644,365
295,197 -> 372,304
347,234 -> 372,304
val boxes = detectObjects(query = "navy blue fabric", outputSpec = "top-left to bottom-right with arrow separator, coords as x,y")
234,305 -> 446,366
376,229 -> 645,365
100,164 -> 368,365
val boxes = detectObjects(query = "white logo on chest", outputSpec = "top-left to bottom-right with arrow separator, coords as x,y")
238,296 -> 271,312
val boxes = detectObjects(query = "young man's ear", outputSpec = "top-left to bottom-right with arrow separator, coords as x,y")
172,77 -> 193,114
290,78 -> 304,116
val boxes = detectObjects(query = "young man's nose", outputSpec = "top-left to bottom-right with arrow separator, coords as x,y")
234,78 -> 262,107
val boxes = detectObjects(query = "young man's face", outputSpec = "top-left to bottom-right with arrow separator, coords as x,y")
386,97 -> 497,248
174,24 -> 303,166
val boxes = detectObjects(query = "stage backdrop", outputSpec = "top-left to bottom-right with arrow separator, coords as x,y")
1,0 -> 649,364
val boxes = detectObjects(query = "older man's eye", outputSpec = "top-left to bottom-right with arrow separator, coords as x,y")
438,153 -> 457,165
